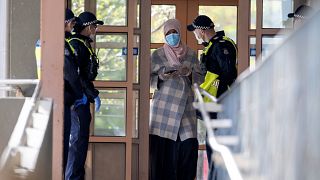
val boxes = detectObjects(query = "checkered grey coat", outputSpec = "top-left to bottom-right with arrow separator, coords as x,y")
150,47 -> 204,141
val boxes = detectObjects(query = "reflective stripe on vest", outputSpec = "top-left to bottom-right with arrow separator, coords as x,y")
203,36 -> 237,56
67,38 -> 94,56
222,36 -> 238,55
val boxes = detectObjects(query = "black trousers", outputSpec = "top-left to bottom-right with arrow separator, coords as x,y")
149,135 -> 198,180
63,104 -> 72,175
65,103 -> 91,180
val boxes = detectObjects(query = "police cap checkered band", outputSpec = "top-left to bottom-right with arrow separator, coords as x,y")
187,15 -> 215,31
65,17 -> 76,24
82,20 -> 102,26
78,11 -> 104,27
288,5 -> 313,19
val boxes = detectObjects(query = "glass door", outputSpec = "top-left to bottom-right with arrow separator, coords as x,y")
150,0 -> 238,179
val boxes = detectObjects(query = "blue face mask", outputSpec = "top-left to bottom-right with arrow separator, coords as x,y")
165,33 -> 180,47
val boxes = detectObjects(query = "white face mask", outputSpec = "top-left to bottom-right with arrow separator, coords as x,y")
193,31 -> 204,44
87,26 -> 96,40
89,34 -> 95,40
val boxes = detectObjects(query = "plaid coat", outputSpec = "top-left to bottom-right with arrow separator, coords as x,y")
150,47 -> 204,141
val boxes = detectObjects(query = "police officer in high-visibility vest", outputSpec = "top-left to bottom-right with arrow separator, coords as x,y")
187,15 -> 237,179
288,5 -> 314,29
64,8 -> 88,177
65,11 -> 103,180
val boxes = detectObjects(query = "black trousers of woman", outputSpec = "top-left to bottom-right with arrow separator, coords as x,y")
149,134 -> 198,180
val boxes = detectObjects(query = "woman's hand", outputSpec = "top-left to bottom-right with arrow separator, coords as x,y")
178,66 -> 191,76
159,71 -> 179,80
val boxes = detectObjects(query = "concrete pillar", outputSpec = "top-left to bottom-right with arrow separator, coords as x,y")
9,0 -> 40,96
0,0 -> 9,97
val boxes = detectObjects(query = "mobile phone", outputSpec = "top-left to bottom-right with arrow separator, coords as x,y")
165,69 -> 177,74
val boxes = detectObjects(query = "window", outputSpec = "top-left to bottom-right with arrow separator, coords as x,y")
96,0 -> 127,26
71,0 -> 84,16
94,89 -> 126,136
199,6 -> 237,41
262,35 -> 283,60
151,5 -> 176,43
263,0 -> 293,28
95,34 -> 127,81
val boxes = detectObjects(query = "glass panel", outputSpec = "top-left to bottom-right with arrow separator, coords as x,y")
94,89 -> 126,136
197,119 -> 206,145
262,36 -> 283,60
96,34 -> 127,81
133,90 -> 139,138
199,6 -> 237,41
136,0 -> 140,28
250,37 -> 256,68
251,0 -> 256,29
96,0 -> 127,26
263,0 -> 293,28
197,150 -> 209,180
151,5 -> 176,43
71,0 -> 84,16
134,35 -> 140,83
93,143 -> 125,180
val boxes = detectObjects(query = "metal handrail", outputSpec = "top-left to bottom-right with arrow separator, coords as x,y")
193,83 -> 243,180
0,79 -> 41,170
0,79 -> 39,85
0,79 -> 40,95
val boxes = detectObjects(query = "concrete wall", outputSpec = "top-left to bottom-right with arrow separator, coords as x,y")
217,11 -> 320,180
0,98 -> 25,154
310,0 -> 320,8
294,0 -> 308,9
9,1 -> 40,96
0,98 -> 52,179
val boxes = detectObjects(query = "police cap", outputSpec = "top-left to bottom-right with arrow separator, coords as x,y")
77,11 -> 104,26
187,15 -> 215,31
288,5 -> 314,19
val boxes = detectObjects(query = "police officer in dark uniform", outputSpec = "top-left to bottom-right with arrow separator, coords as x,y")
64,8 -> 86,176
187,15 -> 237,180
288,5 -> 314,28
65,11 -> 103,180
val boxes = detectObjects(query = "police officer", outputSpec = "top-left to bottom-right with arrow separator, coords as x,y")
288,5 -> 314,28
64,8 -> 86,176
187,15 -> 237,179
65,11 -> 102,180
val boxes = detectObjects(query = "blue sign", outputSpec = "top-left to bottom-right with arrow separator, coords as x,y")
122,47 -> 139,56
250,48 -> 256,56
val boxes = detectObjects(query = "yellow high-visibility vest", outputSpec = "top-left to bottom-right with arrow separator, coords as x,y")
200,71 -> 219,102
199,35 -> 237,102
35,39 -> 41,79
66,38 -> 94,56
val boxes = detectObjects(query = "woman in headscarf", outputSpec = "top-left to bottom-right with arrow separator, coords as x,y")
150,19 -> 204,180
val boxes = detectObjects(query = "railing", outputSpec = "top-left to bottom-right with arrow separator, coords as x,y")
0,79 -> 40,170
0,79 -> 39,97
193,84 -> 243,180
216,10 -> 320,180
